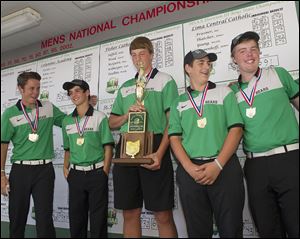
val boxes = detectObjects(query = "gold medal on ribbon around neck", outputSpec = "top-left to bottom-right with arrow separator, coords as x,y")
76,137 -> 85,146
197,118 -> 207,128
28,133 -> 39,142
246,107 -> 256,118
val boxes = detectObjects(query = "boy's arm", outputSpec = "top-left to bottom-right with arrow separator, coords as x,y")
1,143 -> 9,196
103,145 -> 113,176
63,150 -> 70,179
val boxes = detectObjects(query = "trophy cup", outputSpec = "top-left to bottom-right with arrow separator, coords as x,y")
112,62 -> 154,165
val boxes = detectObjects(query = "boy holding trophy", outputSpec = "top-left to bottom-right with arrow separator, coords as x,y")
109,36 -> 178,237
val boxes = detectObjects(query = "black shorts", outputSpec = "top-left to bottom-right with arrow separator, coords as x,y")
112,134 -> 174,211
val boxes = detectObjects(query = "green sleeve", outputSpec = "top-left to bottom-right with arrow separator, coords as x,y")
111,87 -> 124,115
1,109 -> 14,143
168,98 -> 183,136
99,116 -> 114,145
275,67 -> 299,99
223,89 -> 244,129
53,103 -> 66,127
163,77 -> 179,112
62,117 -> 70,150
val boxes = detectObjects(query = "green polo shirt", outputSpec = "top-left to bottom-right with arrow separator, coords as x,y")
169,81 -> 244,158
230,66 -> 299,153
1,100 -> 65,163
62,105 -> 114,166
111,68 -> 179,134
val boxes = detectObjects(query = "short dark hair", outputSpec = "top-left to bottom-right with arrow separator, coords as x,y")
17,71 -> 41,88
129,36 -> 153,55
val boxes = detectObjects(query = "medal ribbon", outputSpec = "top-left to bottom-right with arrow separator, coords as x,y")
145,68 -> 154,85
74,116 -> 90,137
20,100 -> 39,133
239,68 -> 262,107
187,83 -> 209,118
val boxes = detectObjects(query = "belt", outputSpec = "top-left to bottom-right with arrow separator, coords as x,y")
246,143 -> 299,158
14,159 -> 52,165
192,156 -> 216,161
70,161 -> 104,171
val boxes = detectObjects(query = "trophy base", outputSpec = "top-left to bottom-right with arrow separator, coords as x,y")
112,158 -> 154,166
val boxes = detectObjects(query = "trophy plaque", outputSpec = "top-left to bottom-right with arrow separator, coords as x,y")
113,62 -> 154,166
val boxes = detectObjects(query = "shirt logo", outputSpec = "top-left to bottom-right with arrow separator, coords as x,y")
181,104 -> 188,109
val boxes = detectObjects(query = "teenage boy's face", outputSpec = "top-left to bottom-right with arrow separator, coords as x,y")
68,86 -> 89,106
185,56 -> 212,82
131,48 -> 153,72
232,39 -> 260,74
19,79 -> 40,106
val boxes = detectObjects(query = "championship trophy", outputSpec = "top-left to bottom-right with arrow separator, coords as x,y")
112,62 -> 154,165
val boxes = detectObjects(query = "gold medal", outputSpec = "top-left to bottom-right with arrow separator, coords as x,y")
246,107 -> 256,118
76,137 -> 85,146
197,118 -> 207,128
74,116 -> 90,146
28,133 -> 39,142
126,140 -> 140,158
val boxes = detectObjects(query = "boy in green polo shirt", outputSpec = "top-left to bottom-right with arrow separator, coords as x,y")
1,72 -> 98,238
230,31 -> 299,238
169,49 -> 245,237
1,71 -> 65,238
62,79 -> 114,238
109,36 -> 178,237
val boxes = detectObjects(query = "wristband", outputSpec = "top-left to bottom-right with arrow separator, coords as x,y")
214,158 -> 223,170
